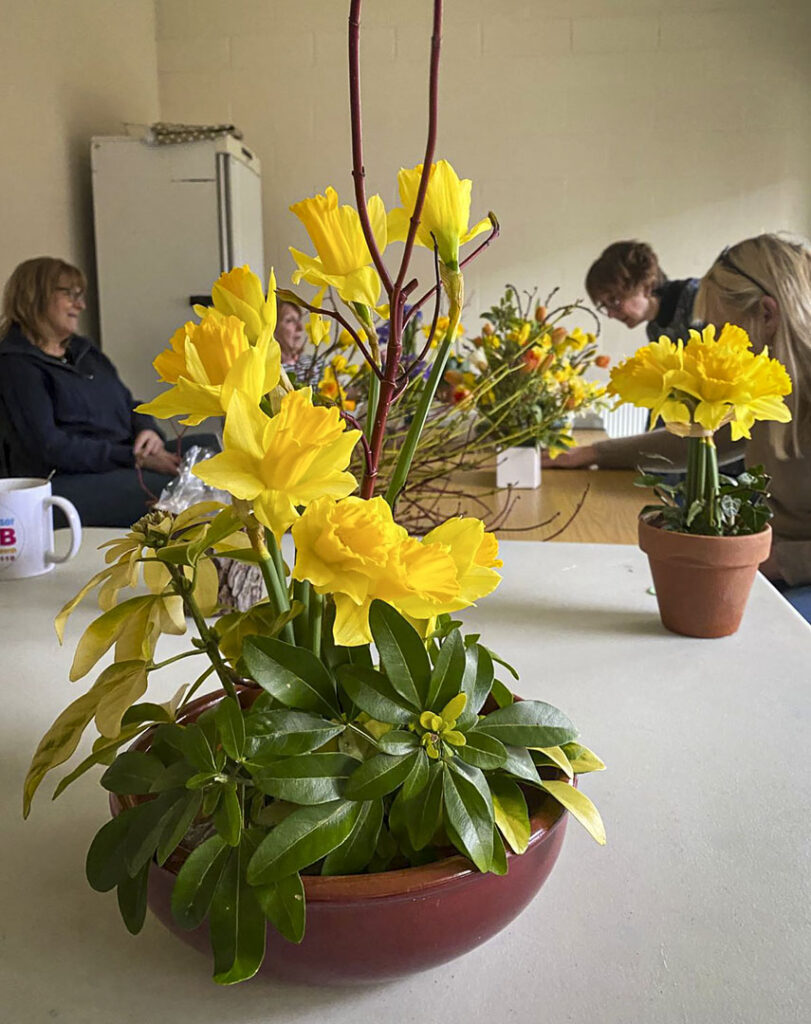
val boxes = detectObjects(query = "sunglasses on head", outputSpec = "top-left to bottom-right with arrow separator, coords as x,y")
715,246 -> 774,300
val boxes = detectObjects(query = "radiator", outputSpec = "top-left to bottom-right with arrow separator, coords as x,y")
602,405 -> 649,439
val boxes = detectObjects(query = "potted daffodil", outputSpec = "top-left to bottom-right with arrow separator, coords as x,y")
608,323 -> 792,637
23,0 -> 605,987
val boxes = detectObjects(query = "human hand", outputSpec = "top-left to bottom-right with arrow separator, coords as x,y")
541,444 -> 598,469
138,448 -> 180,475
133,430 -> 165,459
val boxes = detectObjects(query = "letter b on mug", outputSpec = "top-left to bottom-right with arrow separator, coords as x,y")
0,478 -> 82,580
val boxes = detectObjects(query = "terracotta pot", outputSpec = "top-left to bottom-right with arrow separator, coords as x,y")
638,518 -> 772,638
112,689 -> 571,985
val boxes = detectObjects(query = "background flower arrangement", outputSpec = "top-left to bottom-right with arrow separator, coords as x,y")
23,0 -> 605,985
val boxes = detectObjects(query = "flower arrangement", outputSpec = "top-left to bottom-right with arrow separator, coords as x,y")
449,285 -> 609,457
609,324 -> 792,534
23,0 -> 605,985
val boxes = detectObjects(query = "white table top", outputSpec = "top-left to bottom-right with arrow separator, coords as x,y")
2,530 -> 810,1023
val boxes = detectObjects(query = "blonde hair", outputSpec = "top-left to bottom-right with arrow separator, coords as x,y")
695,234 -> 811,459
0,257 -> 86,348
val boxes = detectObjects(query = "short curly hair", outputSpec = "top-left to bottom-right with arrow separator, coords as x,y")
585,241 -> 665,305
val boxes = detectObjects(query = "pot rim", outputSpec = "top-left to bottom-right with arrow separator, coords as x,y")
111,688 -> 571,902
638,515 -> 772,542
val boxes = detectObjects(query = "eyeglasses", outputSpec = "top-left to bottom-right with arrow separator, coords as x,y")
54,286 -> 85,303
715,247 -> 773,299
595,295 -> 622,315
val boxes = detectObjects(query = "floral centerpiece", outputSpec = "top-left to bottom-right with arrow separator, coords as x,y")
608,322 -> 792,635
23,0 -> 605,985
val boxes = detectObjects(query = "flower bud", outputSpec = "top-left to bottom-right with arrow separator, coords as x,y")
595,354 -> 611,368
535,304 -> 547,323
482,322 -> 494,336
552,326 -> 568,345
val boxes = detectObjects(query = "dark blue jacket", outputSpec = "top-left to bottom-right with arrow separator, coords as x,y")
0,324 -> 161,476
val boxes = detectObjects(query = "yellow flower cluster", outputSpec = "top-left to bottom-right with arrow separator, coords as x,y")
608,324 -> 792,439
137,267 -> 281,425
292,497 -> 502,645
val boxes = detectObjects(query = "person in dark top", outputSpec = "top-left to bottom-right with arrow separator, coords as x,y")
585,239 -> 699,343
0,256 -> 213,527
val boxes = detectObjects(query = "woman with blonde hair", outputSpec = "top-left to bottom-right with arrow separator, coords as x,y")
0,256 -> 213,526
549,234 -> 811,610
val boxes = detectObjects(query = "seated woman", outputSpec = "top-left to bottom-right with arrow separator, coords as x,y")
549,234 -> 811,615
0,256 -> 214,527
586,239 -> 699,343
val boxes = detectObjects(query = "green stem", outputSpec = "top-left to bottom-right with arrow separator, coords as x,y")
292,578 -> 311,646
149,648 -> 206,672
309,589 -> 324,659
170,567 -> 239,705
703,436 -> 720,533
177,665 -> 216,711
260,529 -> 295,645
385,286 -> 462,508
366,371 -> 380,443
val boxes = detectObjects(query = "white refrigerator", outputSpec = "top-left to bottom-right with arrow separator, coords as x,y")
91,134 -> 265,402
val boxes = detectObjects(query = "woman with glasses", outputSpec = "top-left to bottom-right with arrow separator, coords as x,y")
585,239 -> 699,344
0,256 -> 200,525
546,234 -> 811,614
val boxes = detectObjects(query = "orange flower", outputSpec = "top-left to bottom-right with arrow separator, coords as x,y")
595,354 -> 611,368
452,385 -> 472,404
521,346 -> 545,373
551,327 -> 568,345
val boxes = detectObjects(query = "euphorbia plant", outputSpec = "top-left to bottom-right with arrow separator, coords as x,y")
23,0 -> 605,985
608,324 -> 792,535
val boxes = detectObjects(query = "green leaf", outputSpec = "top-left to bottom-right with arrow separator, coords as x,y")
254,872 -> 306,944
531,745 -> 574,779
86,808 -> 138,892
541,780 -> 606,845
69,595 -> 156,681
121,702 -> 174,728
475,700 -> 577,748
171,834 -> 229,929
117,860 -> 150,934
501,744 -> 541,784
321,799 -> 383,875
251,752 -> 359,805
457,645 -> 494,728
406,761 -> 444,850
100,751 -> 166,795
247,800 -> 360,885
157,789 -> 204,864
180,724 -> 216,772
376,730 -> 420,755
242,636 -> 338,718
561,743 -> 606,774
150,760 -> 198,793
489,826 -> 508,875
188,507 -> 243,562
484,647 -> 520,682
401,749 -> 430,801
490,679 -> 515,708
343,751 -> 419,801
368,600 -> 430,709
489,777 -> 531,854
456,731 -> 507,770
123,792 -> 182,874
336,665 -> 415,726
426,629 -> 466,712
244,710 -> 345,759
443,759 -> 494,872
51,724 -> 145,801
215,698 -> 246,761
213,782 -> 243,846
210,843 -> 266,984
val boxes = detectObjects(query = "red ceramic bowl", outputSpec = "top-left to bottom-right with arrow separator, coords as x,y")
112,689 -> 571,985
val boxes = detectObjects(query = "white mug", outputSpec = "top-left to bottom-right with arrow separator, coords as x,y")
0,478 -> 82,580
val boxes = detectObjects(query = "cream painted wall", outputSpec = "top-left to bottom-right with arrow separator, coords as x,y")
155,0 -> 811,365
0,0 -> 160,338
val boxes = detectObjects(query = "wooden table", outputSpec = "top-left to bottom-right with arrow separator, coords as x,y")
4,533 -> 809,1022
439,433 -> 648,545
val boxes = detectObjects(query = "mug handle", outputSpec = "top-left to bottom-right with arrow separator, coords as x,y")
45,497 -> 83,564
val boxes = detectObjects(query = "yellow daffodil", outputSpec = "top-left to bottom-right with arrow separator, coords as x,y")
608,336 -> 691,428
289,186 -> 387,307
387,159 -> 490,269
209,266 -> 277,343
292,499 -> 500,645
137,314 -> 282,425
672,324 -> 792,438
193,389 -> 360,540
422,315 -> 465,340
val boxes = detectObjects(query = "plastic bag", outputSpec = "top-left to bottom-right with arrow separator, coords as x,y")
155,445 -> 230,513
